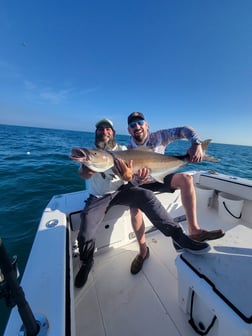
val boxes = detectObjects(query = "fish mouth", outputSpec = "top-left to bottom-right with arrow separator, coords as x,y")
70,148 -> 89,162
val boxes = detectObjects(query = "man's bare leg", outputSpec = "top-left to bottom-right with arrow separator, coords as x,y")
130,207 -> 148,257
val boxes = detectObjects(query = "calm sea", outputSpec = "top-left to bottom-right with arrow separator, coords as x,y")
0,124 -> 252,333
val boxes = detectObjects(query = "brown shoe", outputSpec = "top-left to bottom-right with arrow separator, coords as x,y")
130,247 -> 150,275
190,229 -> 225,242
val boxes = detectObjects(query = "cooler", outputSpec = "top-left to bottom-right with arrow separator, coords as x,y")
175,225 -> 252,336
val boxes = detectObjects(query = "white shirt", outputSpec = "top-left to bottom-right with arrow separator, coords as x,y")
86,144 -> 127,197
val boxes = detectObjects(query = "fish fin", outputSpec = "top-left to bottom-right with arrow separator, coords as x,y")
173,154 -> 189,162
100,172 -> 118,180
152,173 -> 168,183
109,173 -> 117,179
112,166 -> 120,176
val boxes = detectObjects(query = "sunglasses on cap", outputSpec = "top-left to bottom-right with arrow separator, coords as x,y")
129,119 -> 145,128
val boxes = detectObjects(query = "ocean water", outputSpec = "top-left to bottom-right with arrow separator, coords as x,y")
0,124 -> 251,333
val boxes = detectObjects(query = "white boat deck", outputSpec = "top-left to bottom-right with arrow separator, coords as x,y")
72,206 -> 234,336
74,230 -> 192,336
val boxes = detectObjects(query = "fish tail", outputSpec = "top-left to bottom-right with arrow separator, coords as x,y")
201,139 -> 212,152
201,139 -> 220,162
202,155 -> 220,162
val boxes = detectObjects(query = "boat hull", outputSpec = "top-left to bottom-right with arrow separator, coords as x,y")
4,171 -> 252,335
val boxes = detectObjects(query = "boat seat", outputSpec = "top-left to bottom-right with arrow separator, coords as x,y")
199,172 -> 252,201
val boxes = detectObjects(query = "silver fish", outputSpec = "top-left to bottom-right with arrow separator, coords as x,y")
70,139 -> 218,183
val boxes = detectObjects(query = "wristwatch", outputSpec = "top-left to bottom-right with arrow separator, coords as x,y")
193,139 -> 202,145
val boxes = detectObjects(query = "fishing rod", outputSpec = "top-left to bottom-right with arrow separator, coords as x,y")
0,238 -> 48,336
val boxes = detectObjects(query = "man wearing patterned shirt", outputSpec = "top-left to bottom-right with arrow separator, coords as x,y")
127,112 -> 225,275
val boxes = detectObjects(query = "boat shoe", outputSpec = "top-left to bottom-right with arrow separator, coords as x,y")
189,229 -> 225,242
130,247 -> 150,274
172,235 -> 210,255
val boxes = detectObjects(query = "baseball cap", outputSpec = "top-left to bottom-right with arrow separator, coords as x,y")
127,112 -> 145,124
95,118 -> 114,129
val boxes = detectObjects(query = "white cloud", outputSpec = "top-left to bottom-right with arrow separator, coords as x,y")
24,80 -> 36,90
22,78 -> 98,104
39,88 -> 73,104
23,79 -> 74,104
79,87 -> 99,95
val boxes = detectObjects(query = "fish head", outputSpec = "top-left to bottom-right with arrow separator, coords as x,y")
70,147 -> 114,172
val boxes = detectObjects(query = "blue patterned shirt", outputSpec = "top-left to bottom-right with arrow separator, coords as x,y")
128,126 -> 202,154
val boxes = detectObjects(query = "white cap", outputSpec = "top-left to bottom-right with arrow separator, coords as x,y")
95,118 -> 114,129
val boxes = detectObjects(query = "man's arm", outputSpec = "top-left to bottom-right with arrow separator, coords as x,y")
148,126 -> 198,143
153,126 -> 203,162
159,126 -> 203,162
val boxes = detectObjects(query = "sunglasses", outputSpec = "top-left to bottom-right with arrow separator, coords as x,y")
129,119 -> 145,128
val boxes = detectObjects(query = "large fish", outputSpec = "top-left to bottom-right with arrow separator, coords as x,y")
70,139 -> 218,183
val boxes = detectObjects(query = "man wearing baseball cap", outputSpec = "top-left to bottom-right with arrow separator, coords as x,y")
94,118 -> 117,150
95,118 -> 114,129
127,112 -> 145,124
127,112 -> 225,274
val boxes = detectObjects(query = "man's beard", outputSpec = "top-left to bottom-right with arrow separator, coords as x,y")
132,133 -> 143,142
132,132 -> 145,143
95,135 -> 117,150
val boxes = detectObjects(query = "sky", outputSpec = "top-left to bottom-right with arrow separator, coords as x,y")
0,0 -> 252,146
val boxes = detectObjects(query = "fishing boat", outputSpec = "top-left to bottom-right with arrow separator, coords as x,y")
2,170 -> 252,336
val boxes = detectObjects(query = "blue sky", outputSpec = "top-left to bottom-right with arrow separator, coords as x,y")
0,0 -> 251,145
